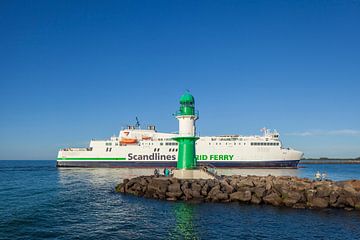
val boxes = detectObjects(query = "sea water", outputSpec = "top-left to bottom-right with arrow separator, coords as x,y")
0,160 -> 359,240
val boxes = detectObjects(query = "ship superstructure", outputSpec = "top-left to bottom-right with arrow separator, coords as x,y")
57,125 -> 303,168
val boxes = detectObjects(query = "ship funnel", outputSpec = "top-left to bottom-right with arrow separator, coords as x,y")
148,125 -> 156,131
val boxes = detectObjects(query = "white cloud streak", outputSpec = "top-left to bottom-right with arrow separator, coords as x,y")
285,129 -> 360,137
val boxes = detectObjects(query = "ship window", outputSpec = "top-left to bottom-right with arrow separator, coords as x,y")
106,142 -> 112,146
109,148 -> 112,152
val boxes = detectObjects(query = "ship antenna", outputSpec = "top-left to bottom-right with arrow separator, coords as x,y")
135,117 -> 140,128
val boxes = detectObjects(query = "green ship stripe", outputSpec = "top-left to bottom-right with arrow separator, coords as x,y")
57,157 -> 126,160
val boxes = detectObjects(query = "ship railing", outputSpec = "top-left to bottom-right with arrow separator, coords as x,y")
62,147 -> 93,151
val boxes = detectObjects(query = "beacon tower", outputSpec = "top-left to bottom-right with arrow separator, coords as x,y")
173,93 -> 199,169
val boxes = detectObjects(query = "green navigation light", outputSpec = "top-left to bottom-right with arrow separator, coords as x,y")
179,92 -> 195,116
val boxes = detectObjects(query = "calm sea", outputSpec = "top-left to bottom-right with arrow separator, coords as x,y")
0,160 -> 360,240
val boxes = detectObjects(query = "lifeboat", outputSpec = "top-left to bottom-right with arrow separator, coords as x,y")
120,138 -> 137,144
142,136 -> 151,140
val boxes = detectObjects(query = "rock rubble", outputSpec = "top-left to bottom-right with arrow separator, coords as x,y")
115,175 -> 360,210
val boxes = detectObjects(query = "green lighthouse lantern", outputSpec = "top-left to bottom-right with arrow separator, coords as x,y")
179,93 -> 195,115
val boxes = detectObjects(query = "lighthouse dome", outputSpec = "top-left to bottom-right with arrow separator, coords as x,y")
180,93 -> 195,104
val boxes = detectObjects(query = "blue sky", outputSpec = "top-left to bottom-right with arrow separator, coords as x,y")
0,0 -> 359,159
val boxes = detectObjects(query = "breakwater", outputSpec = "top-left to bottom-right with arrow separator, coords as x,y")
115,175 -> 360,210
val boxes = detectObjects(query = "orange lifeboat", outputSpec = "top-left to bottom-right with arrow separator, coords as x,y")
120,138 -> 137,144
142,136 -> 151,140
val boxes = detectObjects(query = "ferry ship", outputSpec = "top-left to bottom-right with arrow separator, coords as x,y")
57,124 -> 303,168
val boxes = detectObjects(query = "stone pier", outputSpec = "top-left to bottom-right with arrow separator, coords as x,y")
115,175 -> 360,210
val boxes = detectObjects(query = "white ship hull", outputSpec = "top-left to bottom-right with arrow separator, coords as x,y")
57,127 -> 303,168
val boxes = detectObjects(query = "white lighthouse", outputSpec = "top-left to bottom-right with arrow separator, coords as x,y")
172,92 -> 215,179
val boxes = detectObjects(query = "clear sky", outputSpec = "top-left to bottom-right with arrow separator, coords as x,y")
1,0 -> 359,160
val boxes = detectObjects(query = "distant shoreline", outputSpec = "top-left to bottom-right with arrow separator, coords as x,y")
301,158 -> 360,164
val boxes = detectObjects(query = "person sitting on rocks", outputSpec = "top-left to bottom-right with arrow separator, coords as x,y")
164,168 -> 170,177
154,168 -> 160,177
